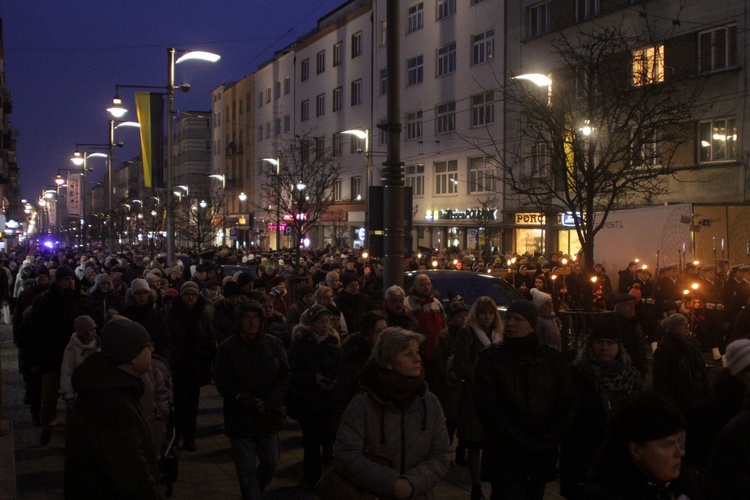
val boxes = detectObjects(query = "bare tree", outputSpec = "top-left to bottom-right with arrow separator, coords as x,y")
256,135 -> 343,263
174,195 -> 226,251
479,19 -> 707,270
467,194 -> 502,257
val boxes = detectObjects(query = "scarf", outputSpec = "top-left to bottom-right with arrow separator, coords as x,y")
573,345 -> 643,415
470,324 -> 502,347
368,364 -> 426,412
311,331 -> 329,344
503,332 -> 540,354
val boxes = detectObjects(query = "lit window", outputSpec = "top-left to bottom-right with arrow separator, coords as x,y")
632,45 -> 664,86
469,156 -> 496,193
699,118 -> 737,163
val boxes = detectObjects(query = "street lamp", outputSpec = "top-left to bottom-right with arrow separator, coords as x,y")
513,73 -> 552,106
208,174 -> 226,246
341,128 -> 371,189
238,192 -> 248,248
70,148 -> 108,249
107,48 -> 220,263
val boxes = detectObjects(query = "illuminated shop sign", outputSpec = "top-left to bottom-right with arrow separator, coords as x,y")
514,212 -> 546,225
425,208 -> 498,221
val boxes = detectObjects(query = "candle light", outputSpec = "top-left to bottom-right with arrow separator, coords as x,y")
713,236 -> 716,251
721,238 -> 725,251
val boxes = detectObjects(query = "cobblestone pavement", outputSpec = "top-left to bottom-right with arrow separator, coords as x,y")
1,323 -> 564,499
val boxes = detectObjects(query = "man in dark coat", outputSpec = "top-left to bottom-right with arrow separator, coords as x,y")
474,300 -> 576,499
336,273 -> 374,335
28,265 -> 93,445
612,293 -> 649,379
64,317 -> 164,499
215,301 -> 291,499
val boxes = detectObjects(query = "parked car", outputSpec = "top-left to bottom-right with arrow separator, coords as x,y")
404,270 -> 524,315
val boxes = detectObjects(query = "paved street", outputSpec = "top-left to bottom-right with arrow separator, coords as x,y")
0,323 -> 564,499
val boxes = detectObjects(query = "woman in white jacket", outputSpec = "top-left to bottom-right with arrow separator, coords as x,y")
59,315 -> 100,406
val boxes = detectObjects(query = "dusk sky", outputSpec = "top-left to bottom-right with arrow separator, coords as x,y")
0,0 -> 348,202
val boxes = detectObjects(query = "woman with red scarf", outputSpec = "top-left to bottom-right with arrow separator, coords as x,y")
333,327 -> 452,499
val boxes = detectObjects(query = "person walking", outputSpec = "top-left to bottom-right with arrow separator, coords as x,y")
214,301 -> 291,499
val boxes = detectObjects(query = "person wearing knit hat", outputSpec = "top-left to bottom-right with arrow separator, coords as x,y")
725,339 -> 750,378
90,273 -> 112,294
64,316 -> 162,498
530,288 -> 561,351
475,299 -> 575,496
166,277 -> 215,451
54,265 -> 76,285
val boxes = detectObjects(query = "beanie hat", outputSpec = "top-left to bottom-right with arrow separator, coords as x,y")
130,278 -> 150,294
447,301 -> 469,318
726,339 -> 750,376
234,301 -> 266,332
505,300 -> 538,329
74,315 -> 97,336
587,314 -> 622,345
32,264 -> 50,278
269,275 -> 285,288
661,313 -> 688,335
223,281 -> 241,297
222,275 -> 234,287
90,273 -> 112,294
341,273 -> 359,288
236,272 -> 253,288
529,288 -> 552,309
55,265 -> 75,283
162,288 -> 179,300
82,267 -> 96,280
301,304 -> 333,326
180,281 -> 200,297
99,317 -> 152,366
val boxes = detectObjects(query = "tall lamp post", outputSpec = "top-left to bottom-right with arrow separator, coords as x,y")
71,147 -> 108,249
107,48 -> 220,264
208,174 -> 226,247
238,192 -> 248,248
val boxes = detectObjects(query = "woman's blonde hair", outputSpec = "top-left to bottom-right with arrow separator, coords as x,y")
465,296 -> 503,333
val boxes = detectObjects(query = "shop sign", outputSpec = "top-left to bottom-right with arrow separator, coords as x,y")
515,212 -> 546,225
561,212 -> 583,227
431,208 -> 498,221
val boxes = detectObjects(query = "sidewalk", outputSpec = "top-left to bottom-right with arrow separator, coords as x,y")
1,323 -> 563,499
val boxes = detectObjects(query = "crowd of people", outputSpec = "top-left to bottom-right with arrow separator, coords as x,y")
2,243 -> 750,499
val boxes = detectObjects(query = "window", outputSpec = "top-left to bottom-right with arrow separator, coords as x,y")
469,156 -> 496,193
436,0 -> 456,20
436,42 -> 456,77
699,118 -> 737,162
257,92 -> 263,107
351,177 -> 363,200
434,160 -> 458,195
315,137 -> 325,159
351,79 -> 363,105
333,86 -> 343,112
284,76 -> 291,95
528,2 -> 551,37
408,2 -> 424,33
380,69 -> 388,96
635,130 -> 661,167
380,20 -> 387,46
284,114 -> 291,133
257,126 -> 263,141
632,44 -> 664,86
316,93 -> 325,117
334,180 -> 343,201
274,81 -> 281,99
471,0 -> 486,4
436,101 -> 456,134
406,164 -> 425,196
333,42 -> 343,67
265,87 -> 271,103
274,118 -> 281,136
471,29 -> 495,65
379,125 -> 388,145
407,55 -> 424,86
528,142 -> 550,178
332,133 -> 342,156
577,0 -> 600,21
406,110 -> 423,139
301,100 -> 309,121
301,59 -> 310,81
352,31 -> 363,58
471,91 -> 494,127
350,134 -> 365,154
699,25 -> 737,73
317,50 -> 326,74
